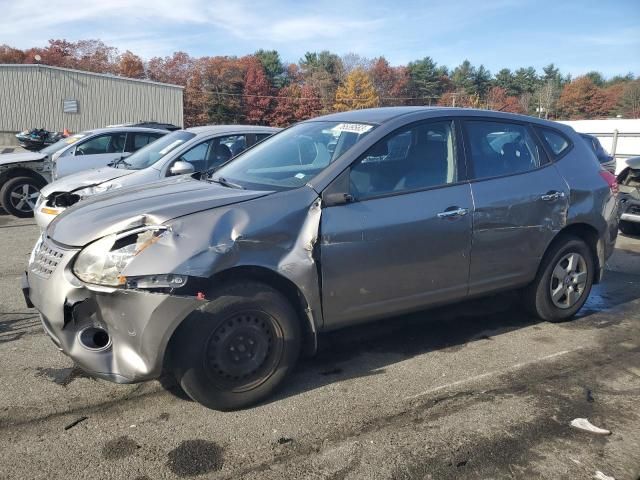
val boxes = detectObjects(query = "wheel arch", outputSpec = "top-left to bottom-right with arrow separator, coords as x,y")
544,223 -> 602,284
164,265 -> 319,373
0,167 -> 48,190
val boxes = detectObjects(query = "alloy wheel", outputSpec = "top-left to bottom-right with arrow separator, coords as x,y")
9,182 -> 39,213
549,252 -> 588,309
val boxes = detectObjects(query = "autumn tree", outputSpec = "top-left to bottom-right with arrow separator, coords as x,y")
618,80 -> 640,117
269,84 -> 323,126
0,44 -> 26,63
559,76 -> 610,119
486,86 -> 524,113
300,51 -> 344,112
334,68 -> 379,111
203,56 -> 245,124
369,57 -> 411,106
183,58 -> 209,126
118,51 -> 145,78
242,56 -> 273,124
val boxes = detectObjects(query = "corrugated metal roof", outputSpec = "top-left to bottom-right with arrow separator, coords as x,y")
0,64 -> 184,89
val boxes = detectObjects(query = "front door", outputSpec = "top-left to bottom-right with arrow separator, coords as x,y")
462,119 -> 569,295
56,132 -> 126,177
320,120 -> 473,328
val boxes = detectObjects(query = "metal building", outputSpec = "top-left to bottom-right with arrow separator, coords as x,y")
0,64 -> 183,145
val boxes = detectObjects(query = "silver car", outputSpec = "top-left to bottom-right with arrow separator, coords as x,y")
0,127 -> 167,218
34,125 -> 280,229
24,107 -> 619,410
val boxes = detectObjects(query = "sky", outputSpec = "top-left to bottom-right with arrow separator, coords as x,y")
1,0 -> 638,77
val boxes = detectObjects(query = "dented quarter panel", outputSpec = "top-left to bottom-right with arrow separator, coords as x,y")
551,135 -> 618,263
467,163 -> 570,295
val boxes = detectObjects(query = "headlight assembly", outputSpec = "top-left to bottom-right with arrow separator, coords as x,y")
76,182 -> 118,198
73,226 -> 168,286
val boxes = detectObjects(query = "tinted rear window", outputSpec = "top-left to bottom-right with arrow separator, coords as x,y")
538,128 -> 571,157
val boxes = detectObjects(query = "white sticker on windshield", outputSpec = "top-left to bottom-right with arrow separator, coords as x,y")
295,173 -> 305,179
159,140 -> 184,155
331,123 -> 373,134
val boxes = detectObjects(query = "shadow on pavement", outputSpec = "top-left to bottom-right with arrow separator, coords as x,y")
265,269 -> 640,405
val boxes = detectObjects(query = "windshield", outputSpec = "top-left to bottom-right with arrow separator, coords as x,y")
212,121 -> 374,189
122,130 -> 196,170
40,133 -> 87,156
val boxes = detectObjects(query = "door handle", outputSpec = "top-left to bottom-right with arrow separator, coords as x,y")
437,207 -> 469,219
540,191 -> 565,201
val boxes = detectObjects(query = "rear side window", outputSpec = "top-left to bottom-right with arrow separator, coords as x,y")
130,133 -> 162,151
464,121 -> 546,180
538,128 -> 571,157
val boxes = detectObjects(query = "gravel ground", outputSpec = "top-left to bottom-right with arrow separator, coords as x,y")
0,213 -> 639,480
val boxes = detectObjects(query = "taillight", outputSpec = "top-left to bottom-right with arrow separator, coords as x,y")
599,170 -> 619,195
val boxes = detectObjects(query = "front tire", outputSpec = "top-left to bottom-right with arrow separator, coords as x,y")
524,235 -> 595,322
0,176 -> 44,218
171,281 -> 301,410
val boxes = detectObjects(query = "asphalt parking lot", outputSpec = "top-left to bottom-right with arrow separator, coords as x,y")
1,213 -> 639,480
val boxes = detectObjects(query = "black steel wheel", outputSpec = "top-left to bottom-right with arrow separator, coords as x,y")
171,281 -> 301,410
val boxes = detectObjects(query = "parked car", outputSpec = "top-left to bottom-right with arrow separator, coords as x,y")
0,127 -> 168,217
34,125 -> 280,229
579,133 -> 616,173
107,121 -> 182,131
617,155 -> 640,235
24,107 -> 619,410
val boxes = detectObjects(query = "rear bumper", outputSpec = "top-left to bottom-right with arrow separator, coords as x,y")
26,240 -> 202,383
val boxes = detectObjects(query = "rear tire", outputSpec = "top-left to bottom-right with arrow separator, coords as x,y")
523,235 -> 595,322
0,176 -> 45,218
171,281 -> 301,410
619,220 -> 640,236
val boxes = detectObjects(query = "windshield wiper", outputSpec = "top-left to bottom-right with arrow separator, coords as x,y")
209,177 -> 244,189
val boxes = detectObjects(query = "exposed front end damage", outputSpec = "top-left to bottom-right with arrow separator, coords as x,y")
0,158 -> 52,184
26,184 -> 324,383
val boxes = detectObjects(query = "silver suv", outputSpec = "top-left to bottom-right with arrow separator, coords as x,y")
24,108 -> 619,410
0,127 -> 167,217
34,125 -> 280,229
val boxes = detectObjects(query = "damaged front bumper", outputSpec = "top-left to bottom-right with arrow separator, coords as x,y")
25,238 -> 202,383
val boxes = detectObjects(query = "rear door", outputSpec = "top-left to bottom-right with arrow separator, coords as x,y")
320,119 -> 473,327
55,132 -> 127,177
462,119 -> 569,295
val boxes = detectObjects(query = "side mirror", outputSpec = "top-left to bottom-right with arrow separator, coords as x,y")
322,192 -> 354,207
170,160 -> 195,176
321,167 -> 354,207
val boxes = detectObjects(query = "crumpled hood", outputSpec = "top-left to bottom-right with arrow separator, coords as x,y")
40,167 -> 134,197
0,151 -> 45,166
47,176 -> 273,247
